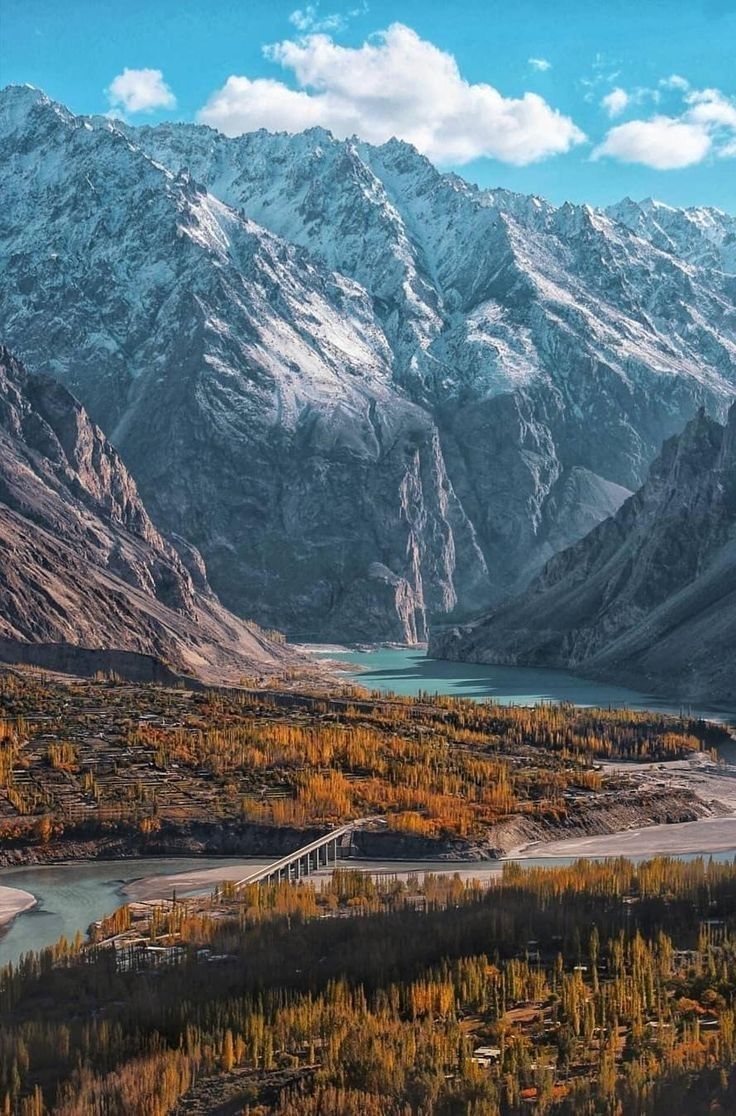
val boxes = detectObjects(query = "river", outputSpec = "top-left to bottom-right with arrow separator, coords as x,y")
0,858 -> 269,969
3,649 -> 736,968
4,845 -> 736,969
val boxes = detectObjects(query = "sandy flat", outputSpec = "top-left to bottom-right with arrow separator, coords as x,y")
509,816 -> 736,860
125,858 -> 503,901
0,885 -> 36,928
124,861 -> 274,902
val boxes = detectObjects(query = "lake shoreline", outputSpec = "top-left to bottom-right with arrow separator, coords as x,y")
427,643 -> 736,721
313,643 -> 736,727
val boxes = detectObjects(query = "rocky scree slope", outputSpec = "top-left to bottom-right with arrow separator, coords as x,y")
431,405 -> 736,704
2,85 -> 736,640
0,346 -> 293,683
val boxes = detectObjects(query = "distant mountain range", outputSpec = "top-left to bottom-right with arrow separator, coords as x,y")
2,84 -> 736,644
432,404 -> 736,704
0,346 -> 293,683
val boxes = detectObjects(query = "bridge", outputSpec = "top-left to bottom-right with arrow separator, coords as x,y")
234,817 -> 382,890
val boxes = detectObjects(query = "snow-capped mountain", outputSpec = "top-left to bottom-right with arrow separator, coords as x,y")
2,83 -> 736,640
0,345 -> 293,682
606,197 -> 736,275
431,405 -> 736,704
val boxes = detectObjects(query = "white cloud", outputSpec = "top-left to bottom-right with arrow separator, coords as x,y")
685,87 -> 736,128
198,24 -> 584,165
289,5 -> 345,33
600,83 -> 660,113
528,57 -> 551,72
660,74 -> 690,92
289,2 -> 367,33
593,83 -> 736,168
592,116 -> 711,169
107,68 -> 176,114
601,87 -> 629,118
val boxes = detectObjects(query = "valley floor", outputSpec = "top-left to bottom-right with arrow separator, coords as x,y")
1,665 -> 735,878
124,756 -> 736,902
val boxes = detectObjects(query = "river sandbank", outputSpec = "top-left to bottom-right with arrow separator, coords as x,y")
125,861 -> 272,901
124,859 -> 477,907
0,885 -> 36,931
124,859 -> 506,902
507,816 -> 736,860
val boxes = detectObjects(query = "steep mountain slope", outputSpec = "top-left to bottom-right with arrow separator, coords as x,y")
1,85 -> 488,641
0,346 -> 294,682
2,84 -> 736,640
431,406 -> 736,703
128,120 -> 736,578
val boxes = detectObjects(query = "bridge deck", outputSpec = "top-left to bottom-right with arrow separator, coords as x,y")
234,817 -> 380,889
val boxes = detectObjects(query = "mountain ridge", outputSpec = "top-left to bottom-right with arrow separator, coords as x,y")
2,83 -> 735,640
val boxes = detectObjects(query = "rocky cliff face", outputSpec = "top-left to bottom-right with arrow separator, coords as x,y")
1,86 -> 492,642
0,346 -> 294,682
431,405 -> 736,704
2,84 -> 736,640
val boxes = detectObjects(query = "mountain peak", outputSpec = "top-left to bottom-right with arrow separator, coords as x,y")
301,124 -> 338,143
1,82 -> 45,101
2,89 -> 736,643
0,83 -> 72,131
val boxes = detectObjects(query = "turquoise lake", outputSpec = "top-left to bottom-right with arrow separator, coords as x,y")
321,645 -> 736,725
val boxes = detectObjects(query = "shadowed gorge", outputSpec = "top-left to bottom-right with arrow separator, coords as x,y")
432,405 -> 736,704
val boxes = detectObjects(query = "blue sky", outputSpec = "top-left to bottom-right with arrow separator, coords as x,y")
2,0 -> 735,210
